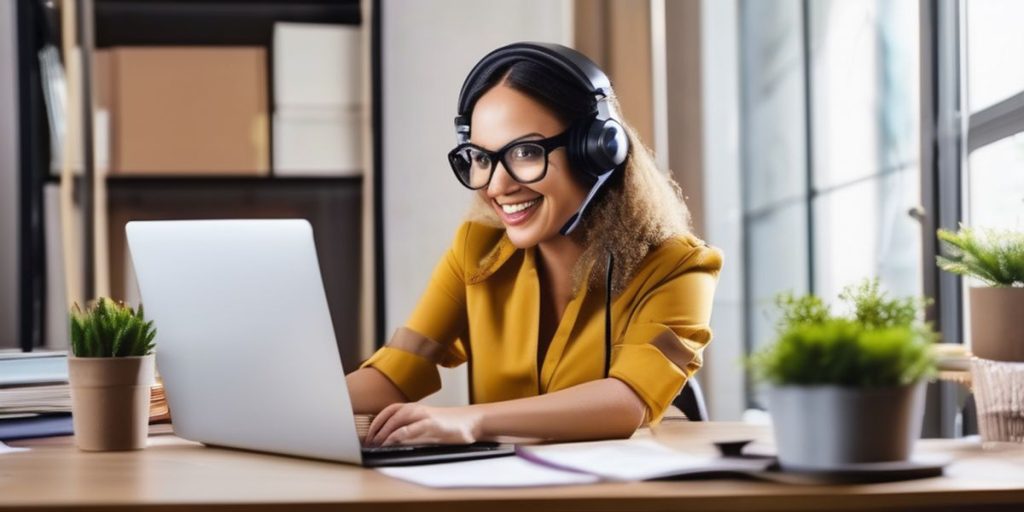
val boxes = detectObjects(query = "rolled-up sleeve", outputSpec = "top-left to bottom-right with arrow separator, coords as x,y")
359,223 -> 472,401
608,244 -> 722,424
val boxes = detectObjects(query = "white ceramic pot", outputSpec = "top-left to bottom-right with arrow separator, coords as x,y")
767,383 -> 926,470
68,354 -> 155,451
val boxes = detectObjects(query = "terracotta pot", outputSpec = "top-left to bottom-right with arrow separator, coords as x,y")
68,355 -> 155,451
767,383 -> 926,470
970,287 -> 1024,362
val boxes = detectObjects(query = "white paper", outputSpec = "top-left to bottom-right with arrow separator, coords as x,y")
0,441 -> 29,455
519,438 -> 770,481
377,455 -> 600,488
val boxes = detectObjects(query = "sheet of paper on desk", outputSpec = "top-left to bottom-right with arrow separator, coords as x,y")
376,455 -> 600,488
0,440 -> 29,455
518,438 -> 772,481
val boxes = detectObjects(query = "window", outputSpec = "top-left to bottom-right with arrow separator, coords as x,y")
965,0 -> 1024,231
739,0 -> 922,406
966,0 -> 1024,113
968,133 -> 1024,229
808,0 -> 921,302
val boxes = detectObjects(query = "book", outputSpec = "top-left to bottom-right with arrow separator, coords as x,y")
0,351 -> 68,387
0,414 -> 73,442
0,383 -> 71,414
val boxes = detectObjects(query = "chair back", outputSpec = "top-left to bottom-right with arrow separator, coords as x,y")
672,376 -> 708,421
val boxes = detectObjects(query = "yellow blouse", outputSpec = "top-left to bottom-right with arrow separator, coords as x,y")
360,221 -> 723,424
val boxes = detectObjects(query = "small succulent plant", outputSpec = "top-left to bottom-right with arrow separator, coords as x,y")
70,298 -> 156,357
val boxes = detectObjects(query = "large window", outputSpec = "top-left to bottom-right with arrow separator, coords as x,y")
735,0 -> 1023,430
739,0 -> 922,378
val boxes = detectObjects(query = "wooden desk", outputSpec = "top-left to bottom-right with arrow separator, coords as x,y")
3,422 -> 1024,511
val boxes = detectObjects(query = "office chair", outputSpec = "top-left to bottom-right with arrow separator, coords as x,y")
671,376 -> 708,421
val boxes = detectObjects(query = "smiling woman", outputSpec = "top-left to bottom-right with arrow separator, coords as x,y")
345,42 -> 722,447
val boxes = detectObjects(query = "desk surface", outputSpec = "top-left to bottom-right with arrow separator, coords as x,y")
3,422 -> 1024,511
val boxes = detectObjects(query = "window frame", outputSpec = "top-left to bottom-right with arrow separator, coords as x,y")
918,0 -> 966,438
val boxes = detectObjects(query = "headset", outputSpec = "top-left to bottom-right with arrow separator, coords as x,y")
454,42 -> 630,236
455,42 -> 627,379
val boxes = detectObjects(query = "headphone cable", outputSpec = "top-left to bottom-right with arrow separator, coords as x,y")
604,252 -> 614,378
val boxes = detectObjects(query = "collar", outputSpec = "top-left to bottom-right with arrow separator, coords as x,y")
467,233 -> 519,284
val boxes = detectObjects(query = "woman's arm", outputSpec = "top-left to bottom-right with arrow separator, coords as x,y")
364,377 -> 646,446
345,367 -> 408,414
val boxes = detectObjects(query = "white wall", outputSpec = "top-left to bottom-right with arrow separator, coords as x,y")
381,0 -> 572,405
0,0 -> 19,349
700,0 -> 745,420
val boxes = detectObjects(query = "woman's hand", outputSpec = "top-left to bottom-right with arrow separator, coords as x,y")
365,403 -> 484,446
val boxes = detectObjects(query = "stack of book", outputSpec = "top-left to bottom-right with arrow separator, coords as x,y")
150,378 -> 170,423
0,351 -> 73,440
0,351 -> 172,440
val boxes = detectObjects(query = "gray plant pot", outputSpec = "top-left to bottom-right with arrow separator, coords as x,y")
767,383 -> 926,470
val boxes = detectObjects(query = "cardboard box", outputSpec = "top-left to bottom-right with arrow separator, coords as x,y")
273,107 -> 362,176
273,22 -> 362,108
105,47 -> 269,175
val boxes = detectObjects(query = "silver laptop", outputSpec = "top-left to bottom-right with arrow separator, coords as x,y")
126,219 -> 511,466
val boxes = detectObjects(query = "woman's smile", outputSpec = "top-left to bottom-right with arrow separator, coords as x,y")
494,197 -> 543,226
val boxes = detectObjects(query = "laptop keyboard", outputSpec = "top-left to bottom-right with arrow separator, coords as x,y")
362,444 -> 436,454
361,442 -> 501,455
360,442 -> 514,467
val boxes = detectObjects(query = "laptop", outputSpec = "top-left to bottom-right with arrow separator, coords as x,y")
126,219 -> 513,466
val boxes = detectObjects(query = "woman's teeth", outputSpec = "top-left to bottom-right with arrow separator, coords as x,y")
501,198 -> 540,214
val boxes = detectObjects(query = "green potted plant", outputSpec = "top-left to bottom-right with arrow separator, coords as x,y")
749,280 -> 936,470
938,225 -> 1024,444
69,297 -> 157,451
937,225 -> 1024,362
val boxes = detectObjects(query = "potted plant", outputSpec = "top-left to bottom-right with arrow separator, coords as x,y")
938,225 -> 1024,443
749,280 -> 936,470
937,225 -> 1024,362
68,298 -> 157,451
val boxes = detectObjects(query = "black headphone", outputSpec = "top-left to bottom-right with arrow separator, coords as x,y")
454,42 -> 630,235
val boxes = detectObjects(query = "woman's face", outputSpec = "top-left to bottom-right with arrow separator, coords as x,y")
470,83 -> 588,249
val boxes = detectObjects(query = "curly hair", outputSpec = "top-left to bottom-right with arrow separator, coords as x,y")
460,57 -> 693,296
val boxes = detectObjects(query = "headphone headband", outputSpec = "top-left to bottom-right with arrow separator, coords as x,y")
456,42 -> 616,120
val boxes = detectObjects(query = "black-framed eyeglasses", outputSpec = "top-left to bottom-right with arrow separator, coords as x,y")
447,130 -> 570,190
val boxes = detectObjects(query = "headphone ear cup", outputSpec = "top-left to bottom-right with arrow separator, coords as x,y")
566,119 -> 593,178
585,119 -> 629,174
568,117 -> 629,179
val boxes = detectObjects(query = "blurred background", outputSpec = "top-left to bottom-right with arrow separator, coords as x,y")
1,0 -> 1022,436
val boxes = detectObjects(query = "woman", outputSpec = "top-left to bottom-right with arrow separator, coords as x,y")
347,43 -> 721,446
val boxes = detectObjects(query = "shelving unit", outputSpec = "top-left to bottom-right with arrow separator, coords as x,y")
16,0 -> 381,371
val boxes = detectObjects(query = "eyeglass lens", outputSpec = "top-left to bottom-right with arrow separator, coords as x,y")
451,142 -> 548,189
